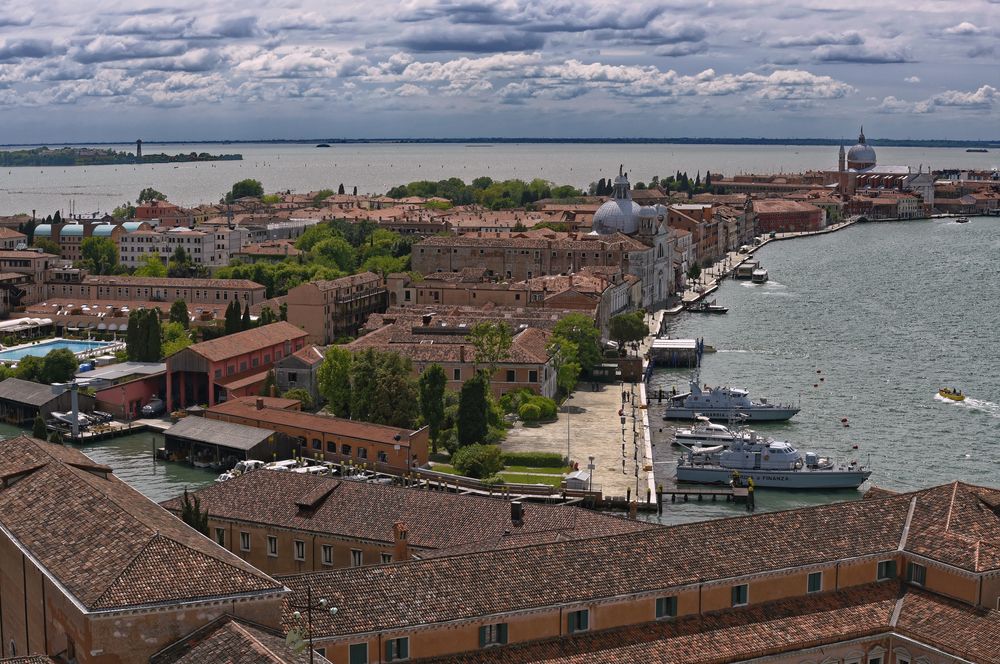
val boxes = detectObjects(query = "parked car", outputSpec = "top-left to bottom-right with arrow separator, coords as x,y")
141,396 -> 165,417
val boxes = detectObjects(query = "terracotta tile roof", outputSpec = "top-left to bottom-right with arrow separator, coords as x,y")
311,271 -> 381,291
415,582 -> 902,664
290,344 -> 325,366
178,321 -> 308,363
81,275 -> 265,290
280,493 -> 916,639
0,657 -> 58,664
0,435 -> 284,612
895,586 -> 1000,663
161,470 -> 651,552
205,399 -> 420,446
347,322 -> 552,365
151,616 -> 330,664
904,481 -> 1000,572
0,250 -> 56,259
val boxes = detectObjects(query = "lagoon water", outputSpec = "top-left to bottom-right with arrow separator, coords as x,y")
2,142 -> 998,216
646,216 -> 1000,523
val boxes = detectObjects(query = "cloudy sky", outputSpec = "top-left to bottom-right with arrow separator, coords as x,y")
0,0 -> 997,142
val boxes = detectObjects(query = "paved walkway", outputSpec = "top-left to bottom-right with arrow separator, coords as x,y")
502,384 -> 652,501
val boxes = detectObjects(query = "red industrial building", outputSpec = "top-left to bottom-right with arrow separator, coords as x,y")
164,321 -> 308,412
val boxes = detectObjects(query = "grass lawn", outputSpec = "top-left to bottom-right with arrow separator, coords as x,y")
429,463 -> 567,488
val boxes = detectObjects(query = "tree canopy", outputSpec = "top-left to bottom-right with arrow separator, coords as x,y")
457,372 -> 491,446
551,313 -> 602,373
137,187 -> 166,204
386,177 -> 584,210
80,237 -> 119,275
418,364 -> 447,453
467,321 -> 513,377
126,309 -> 163,361
609,311 -> 649,350
134,254 -> 167,277
169,299 -> 190,328
226,179 -> 264,203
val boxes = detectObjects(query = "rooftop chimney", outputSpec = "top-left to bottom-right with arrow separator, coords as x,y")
422,313 -> 432,326
460,345 -> 465,363
511,500 -> 524,526
393,521 -> 411,561
255,397 -> 264,410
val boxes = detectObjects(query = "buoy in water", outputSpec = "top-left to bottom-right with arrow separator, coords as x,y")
814,384 -> 818,388
820,377 -> 824,382
852,444 -> 858,449
816,369 -> 822,374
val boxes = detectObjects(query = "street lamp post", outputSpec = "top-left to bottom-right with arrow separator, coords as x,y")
288,586 -> 338,664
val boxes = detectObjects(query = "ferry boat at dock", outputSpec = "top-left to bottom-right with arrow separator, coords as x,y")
751,268 -> 769,283
663,379 -> 800,421
676,435 -> 870,489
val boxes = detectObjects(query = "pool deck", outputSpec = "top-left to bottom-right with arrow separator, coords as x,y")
0,338 -> 123,364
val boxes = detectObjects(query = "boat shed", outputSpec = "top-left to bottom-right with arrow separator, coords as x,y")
0,377 -> 96,425
649,338 -> 703,368
163,415 -> 281,467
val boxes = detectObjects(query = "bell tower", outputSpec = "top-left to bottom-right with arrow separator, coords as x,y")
838,143 -> 845,172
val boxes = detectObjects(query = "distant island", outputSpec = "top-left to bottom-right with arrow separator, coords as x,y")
0,146 -> 243,167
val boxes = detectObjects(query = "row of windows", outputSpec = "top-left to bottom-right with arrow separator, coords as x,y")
307,438 -> 390,464
224,529 -> 392,566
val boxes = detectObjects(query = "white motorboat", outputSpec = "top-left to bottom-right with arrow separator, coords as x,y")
751,268 -> 769,283
663,379 -> 799,421
676,435 -> 870,489
673,415 -> 752,445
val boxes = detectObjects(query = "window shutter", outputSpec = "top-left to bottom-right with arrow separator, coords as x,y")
498,623 -> 508,644
479,626 -> 487,648
567,612 -> 574,632
399,638 -> 408,659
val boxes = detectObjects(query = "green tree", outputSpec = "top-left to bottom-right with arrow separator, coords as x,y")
279,301 -> 288,321
14,355 -> 43,381
282,388 -> 314,410
40,348 -> 79,384
349,348 -> 379,422
260,369 -> 276,397
313,189 -> 335,206
452,444 -> 503,479
32,238 -> 61,256
224,300 -> 242,335
467,321 -> 513,377
242,302 -> 252,330
318,346 -> 353,417
169,299 -> 190,328
112,202 -> 136,219
609,312 -> 649,353
80,237 -> 119,275
687,265 -> 702,282
457,372 -> 490,446
180,489 -> 209,535
134,254 -> 167,277
547,337 -> 582,396
312,237 -> 357,272
369,352 -> 418,428
418,364 -> 447,453
127,309 -> 163,361
161,321 -> 192,357
137,187 -> 166,204
226,179 -> 264,203
551,313 -> 602,372
338,183 -> 345,195
32,414 -> 47,439
258,305 -> 277,325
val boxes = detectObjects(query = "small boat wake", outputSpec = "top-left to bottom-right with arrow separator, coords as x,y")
934,393 -> 1000,417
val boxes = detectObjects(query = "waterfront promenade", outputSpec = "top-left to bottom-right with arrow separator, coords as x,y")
503,384 -> 654,502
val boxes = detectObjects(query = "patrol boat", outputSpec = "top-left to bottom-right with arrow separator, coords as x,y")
673,415 -> 752,446
662,378 -> 800,421
676,434 -> 870,489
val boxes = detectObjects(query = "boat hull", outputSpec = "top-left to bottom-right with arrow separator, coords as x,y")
938,391 -> 965,401
676,466 -> 870,489
663,407 -> 799,421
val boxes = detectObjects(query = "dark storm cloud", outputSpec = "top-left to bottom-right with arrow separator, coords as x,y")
391,27 -> 545,53
0,38 -> 59,62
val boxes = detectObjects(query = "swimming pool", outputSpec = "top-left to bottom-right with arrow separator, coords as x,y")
0,339 -> 116,363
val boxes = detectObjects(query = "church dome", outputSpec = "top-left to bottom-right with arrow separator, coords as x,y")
593,199 -> 640,235
846,127 -> 876,169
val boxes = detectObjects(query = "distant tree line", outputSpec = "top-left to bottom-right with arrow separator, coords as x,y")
386,177 -> 584,210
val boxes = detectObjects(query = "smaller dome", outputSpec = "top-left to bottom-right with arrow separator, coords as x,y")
846,127 -> 876,168
638,206 -> 657,219
593,199 -> 640,235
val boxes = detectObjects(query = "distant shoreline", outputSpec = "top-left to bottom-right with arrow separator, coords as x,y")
1,137 -> 997,149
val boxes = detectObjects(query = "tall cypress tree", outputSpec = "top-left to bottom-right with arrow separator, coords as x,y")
242,302 -> 251,330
